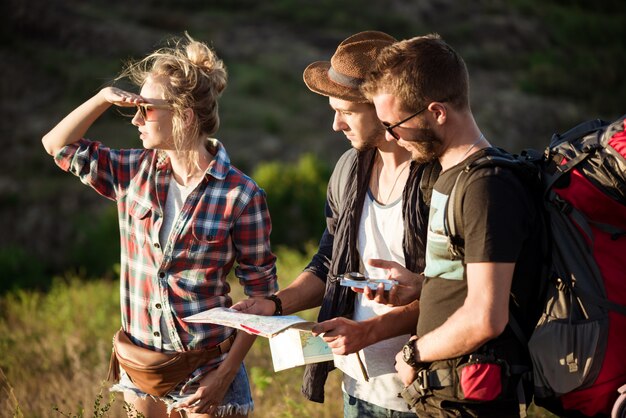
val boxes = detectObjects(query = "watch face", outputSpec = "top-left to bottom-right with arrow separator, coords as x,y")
403,342 -> 413,362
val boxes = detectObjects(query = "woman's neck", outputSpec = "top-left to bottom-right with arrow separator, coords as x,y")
167,141 -> 213,186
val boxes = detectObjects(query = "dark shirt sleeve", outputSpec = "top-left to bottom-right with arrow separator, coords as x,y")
303,200 -> 334,283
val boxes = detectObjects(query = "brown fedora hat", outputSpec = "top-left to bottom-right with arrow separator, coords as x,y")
303,31 -> 397,103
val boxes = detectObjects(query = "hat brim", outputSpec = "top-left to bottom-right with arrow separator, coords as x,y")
303,61 -> 368,103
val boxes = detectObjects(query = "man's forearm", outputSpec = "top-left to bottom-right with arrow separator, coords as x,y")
414,262 -> 514,362
363,299 -> 419,346
276,271 -> 326,315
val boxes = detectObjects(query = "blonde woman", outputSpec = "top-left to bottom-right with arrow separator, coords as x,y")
42,34 -> 277,417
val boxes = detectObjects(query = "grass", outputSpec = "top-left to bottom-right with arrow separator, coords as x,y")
0,247 -> 342,418
0,244 -> 559,418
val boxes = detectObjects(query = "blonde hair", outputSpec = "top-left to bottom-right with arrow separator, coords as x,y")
119,33 -> 227,170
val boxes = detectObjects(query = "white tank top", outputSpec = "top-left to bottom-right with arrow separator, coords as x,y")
159,177 -> 197,248
339,190 -> 412,412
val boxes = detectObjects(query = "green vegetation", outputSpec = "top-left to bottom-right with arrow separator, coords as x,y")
69,205 -> 121,280
0,274 -> 120,416
195,0 -> 413,35
253,154 -> 331,251
0,246 -> 45,294
513,1 -> 626,113
0,247 -> 343,418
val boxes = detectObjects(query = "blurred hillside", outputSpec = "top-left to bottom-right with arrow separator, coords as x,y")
1,0 -> 625,285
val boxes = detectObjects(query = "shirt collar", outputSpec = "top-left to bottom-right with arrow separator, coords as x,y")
205,138 -> 230,180
155,138 -> 231,180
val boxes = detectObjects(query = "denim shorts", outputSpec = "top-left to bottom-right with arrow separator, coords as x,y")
110,363 -> 253,417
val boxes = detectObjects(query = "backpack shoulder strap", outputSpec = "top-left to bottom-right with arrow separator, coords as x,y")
419,159 -> 441,206
443,167 -> 468,260
443,148 -> 531,260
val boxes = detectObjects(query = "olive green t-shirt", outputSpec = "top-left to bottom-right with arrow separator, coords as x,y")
417,149 -> 542,339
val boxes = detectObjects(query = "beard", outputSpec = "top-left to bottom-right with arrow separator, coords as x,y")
351,124 -> 385,152
402,125 -> 444,164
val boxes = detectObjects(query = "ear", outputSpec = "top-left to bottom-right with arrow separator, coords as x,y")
182,108 -> 195,128
427,102 -> 447,125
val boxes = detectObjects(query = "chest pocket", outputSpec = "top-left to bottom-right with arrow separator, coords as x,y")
187,218 -> 232,262
128,199 -> 153,247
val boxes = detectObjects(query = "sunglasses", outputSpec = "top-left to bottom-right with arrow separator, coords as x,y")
381,106 -> 428,140
136,103 -> 173,121
381,100 -> 449,140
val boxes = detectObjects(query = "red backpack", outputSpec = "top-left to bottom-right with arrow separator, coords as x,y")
538,116 -> 626,417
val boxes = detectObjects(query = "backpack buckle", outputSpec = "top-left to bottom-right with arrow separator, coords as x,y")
416,369 -> 430,391
400,370 -> 430,407
555,277 -> 568,292
552,194 -> 573,214
447,235 -> 465,260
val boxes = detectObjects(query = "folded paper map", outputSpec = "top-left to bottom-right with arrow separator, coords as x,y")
184,307 -> 334,371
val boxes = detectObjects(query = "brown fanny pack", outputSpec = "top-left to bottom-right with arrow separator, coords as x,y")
107,328 -> 235,397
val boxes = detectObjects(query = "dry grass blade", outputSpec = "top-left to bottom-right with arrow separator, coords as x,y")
0,367 -> 23,418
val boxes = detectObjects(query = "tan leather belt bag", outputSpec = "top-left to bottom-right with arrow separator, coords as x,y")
107,328 -> 235,397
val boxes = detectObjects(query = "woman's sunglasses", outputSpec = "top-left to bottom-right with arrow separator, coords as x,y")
136,103 -> 173,121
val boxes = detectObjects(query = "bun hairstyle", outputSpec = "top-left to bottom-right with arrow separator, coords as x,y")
120,33 -> 228,159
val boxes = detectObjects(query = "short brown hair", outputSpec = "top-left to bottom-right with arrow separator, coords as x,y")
362,34 -> 469,112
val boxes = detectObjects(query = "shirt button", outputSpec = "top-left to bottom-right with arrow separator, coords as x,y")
155,303 -> 162,309
158,271 -> 165,278
154,242 -> 161,249
154,331 -> 160,337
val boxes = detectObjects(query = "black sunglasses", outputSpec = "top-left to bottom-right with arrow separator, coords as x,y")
381,106 -> 428,140
381,100 -> 449,140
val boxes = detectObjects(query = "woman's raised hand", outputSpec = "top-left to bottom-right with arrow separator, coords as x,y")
100,86 -> 145,107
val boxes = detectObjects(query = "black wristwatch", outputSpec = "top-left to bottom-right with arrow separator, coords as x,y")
264,294 -> 283,316
402,337 -> 420,368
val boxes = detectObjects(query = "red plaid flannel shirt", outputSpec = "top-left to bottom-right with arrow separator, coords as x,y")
55,138 -> 277,372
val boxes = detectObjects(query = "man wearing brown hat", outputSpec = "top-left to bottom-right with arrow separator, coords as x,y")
234,31 -> 438,417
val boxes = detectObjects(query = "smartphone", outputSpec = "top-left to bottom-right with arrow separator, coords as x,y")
339,272 -> 397,291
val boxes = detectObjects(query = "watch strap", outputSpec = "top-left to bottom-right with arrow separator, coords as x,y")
264,294 -> 283,316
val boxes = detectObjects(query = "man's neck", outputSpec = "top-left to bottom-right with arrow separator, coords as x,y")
370,141 -> 412,205
376,140 -> 412,170
438,116 -> 488,171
